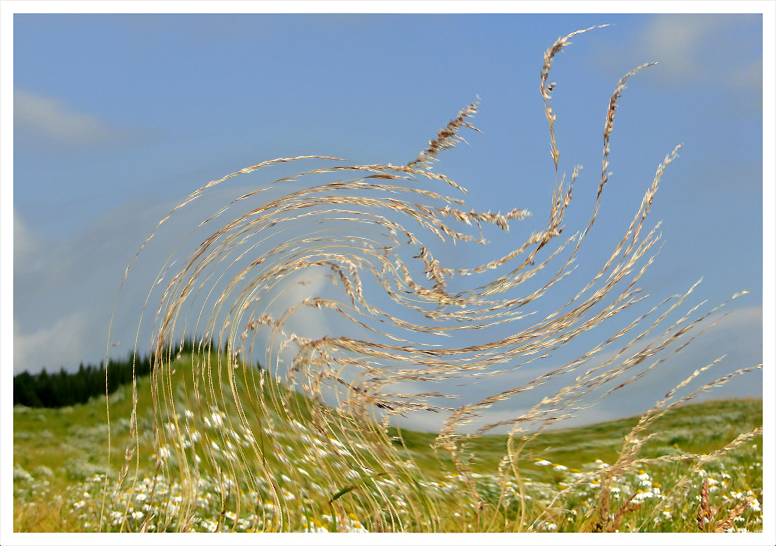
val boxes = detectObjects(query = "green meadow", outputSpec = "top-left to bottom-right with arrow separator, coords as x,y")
13,351 -> 763,533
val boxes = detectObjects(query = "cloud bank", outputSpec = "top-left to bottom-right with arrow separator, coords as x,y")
14,89 -> 149,149
597,15 -> 762,112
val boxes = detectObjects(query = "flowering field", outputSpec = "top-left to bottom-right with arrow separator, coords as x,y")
13,356 -> 762,533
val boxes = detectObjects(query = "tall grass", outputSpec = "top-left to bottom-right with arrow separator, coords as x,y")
100,26 -> 762,533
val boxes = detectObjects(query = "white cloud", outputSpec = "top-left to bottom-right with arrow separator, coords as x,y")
12,200 -> 174,375
14,313 -> 88,375
13,212 -> 39,269
638,15 -> 762,95
639,15 -> 725,80
729,58 -> 764,111
14,89 -> 142,148
596,15 -> 761,106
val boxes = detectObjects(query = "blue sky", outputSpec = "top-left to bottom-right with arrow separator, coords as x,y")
3,6 -> 773,432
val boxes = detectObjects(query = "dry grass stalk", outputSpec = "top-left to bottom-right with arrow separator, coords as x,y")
696,478 -> 714,530
101,26 -> 760,533
714,498 -> 750,533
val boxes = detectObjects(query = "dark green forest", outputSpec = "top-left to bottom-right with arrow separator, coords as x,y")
12,338 -> 211,408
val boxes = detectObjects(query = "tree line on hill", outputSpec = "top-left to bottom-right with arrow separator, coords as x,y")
13,338 -> 209,408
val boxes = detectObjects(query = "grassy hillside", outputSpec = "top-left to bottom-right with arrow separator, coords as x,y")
13,26 -> 764,535
13,350 -> 763,533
